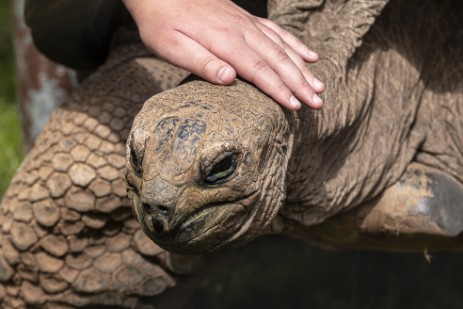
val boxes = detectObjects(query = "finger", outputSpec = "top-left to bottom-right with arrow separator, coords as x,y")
243,27 -> 323,109
242,63 -> 303,110
172,28 -> 304,110
155,32 -> 236,85
257,17 -> 319,63
216,37 -> 302,110
256,23 -> 325,94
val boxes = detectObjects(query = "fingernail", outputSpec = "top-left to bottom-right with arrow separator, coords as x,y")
313,78 -> 324,90
218,66 -> 233,84
312,94 -> 323,106
290,96 -> 301,109
308,50 -> 318,58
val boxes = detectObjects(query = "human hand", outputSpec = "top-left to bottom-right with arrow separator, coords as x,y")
122,0 -> 324,110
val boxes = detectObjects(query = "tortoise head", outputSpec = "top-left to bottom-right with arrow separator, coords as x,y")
126,80 -> 294,254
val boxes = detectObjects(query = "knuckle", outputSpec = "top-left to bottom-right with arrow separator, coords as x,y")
297,64 -> 310,77
299,77 -> 311,89
267,19 -> 289,36
277,36 -> 288,50
300,65 -> 311,76
196,56 -> 217,75
275,83 -> 289,97
275,48 -> 289,63
141,33 -> 178,59
253,60 -> 270,73
162,36 -> 179,50
259,17 -> 274,28
249,15 -> 260,24
150,32 -> 179,50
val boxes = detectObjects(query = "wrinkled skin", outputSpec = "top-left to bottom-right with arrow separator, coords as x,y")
127,0 -> 463,254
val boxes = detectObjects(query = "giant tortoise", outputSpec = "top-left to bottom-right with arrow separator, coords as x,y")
0,0 -> 462,307
126,0 -> 463,253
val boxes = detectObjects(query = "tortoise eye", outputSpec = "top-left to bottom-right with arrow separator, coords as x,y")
204,153 -> 237,185
129,141 -> 144,178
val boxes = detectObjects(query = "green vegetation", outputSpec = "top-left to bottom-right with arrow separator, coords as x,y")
0,99 -> 22,195
0,0 -> 22,196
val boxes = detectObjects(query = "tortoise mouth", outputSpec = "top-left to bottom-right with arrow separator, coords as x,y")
173,200 -> 237,232
143,192 -> 258,254
148,204 -> 241,254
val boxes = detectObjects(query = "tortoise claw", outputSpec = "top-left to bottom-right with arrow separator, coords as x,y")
301,163 -> 463,251
394,163 -> 463,237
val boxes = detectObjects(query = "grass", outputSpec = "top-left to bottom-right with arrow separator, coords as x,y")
0,0 -> 22,196
0,98 -> 22,195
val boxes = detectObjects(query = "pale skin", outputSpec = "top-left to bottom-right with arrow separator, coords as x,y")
122,0 -> 325,110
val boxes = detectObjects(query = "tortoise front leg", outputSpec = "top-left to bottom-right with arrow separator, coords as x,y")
295,163 -> 463,252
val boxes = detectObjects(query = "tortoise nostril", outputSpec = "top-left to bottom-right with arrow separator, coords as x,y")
142,203 -> 151,213
142,203 -> 171,215
157,205 -> 169,214
151,217 -> 166,234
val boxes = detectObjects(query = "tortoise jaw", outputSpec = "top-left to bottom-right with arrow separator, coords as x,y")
139,192 -> 259,254
147,203 -> 244,254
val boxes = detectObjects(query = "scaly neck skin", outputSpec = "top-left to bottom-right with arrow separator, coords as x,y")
277,0 -> 463,235
283,56 -> 377,226
273,0 -> 427,227
277,0 -> 386,224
